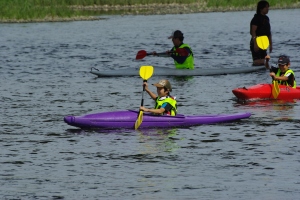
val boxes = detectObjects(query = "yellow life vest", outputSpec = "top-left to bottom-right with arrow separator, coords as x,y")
154,96 -> 177,116
172,44 -> 194,69
275,69 -> 296,88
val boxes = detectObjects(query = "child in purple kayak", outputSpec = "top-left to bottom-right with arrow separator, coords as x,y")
139,79 -> 177,116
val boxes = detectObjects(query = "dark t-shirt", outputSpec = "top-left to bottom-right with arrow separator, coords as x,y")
270,66 -> 295,87
250,14 -> 271,37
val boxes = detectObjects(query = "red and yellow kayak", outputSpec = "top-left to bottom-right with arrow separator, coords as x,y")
232,84 -> 300,100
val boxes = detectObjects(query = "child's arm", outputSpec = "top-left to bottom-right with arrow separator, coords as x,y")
144,82 -> 157,100
270,72 -> 289,81
140,106 -> 165,114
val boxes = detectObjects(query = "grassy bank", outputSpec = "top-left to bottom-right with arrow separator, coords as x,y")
1,0 -> 300,23
206,0 -> 299,7
0,0 -> 85,22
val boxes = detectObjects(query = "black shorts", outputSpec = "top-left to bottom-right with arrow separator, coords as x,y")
250,38 -> 267,60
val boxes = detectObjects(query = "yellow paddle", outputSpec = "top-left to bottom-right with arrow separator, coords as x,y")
258,36 -> 276,98
256,36 -> 269,50
134,66 -> 154,130
272,80 -> 280,99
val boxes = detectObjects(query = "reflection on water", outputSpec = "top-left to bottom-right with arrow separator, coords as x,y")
234,99 -> 298,122
234,99 -> 297,110
137,128 -> 180,153
67,128 -> 181,153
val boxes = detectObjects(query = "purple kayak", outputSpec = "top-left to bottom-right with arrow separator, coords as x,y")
64,110 -> 251,129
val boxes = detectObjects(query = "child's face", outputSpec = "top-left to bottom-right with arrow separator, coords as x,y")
278,63 -> 290,73
156,87 -> 168,96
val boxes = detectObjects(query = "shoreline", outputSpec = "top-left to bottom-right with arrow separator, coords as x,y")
1,3 -> 300,23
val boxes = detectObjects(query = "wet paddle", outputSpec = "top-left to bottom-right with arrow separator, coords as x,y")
134,66 -> 154,130
263,40 -> 277,98
136,48 -> 188,60
272,80 -> 280,99
256,36 -> 269,50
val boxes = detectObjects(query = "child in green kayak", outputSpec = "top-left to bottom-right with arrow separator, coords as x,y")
265,54 -> 296,88
139,79 -> 177,116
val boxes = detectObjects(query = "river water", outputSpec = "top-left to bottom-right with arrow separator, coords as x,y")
1,9 -> 300,200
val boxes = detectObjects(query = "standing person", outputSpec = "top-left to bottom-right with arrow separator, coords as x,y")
265,55 -> 296,88
250,0 -> 272,66
153,30 -> 194,69
139,79 -> 177,116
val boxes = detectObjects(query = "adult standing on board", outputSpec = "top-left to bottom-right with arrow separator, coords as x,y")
250,0 -> 272,66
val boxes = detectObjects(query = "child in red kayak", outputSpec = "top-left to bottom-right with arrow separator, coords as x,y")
265,55 -> 296,88
139,79 -> 177,116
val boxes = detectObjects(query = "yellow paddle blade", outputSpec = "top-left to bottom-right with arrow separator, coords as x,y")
256,36 -> 269,50
135,66 -> 153,130
272,81 -> 280,99
134,111 -> 143,130
139,66 -> 154,80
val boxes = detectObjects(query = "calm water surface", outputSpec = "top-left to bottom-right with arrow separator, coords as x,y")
1,9 -> 300,199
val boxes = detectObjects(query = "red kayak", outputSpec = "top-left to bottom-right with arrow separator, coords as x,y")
232,83 -> 300,100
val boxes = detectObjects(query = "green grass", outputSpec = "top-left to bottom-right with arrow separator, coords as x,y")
0,0 -> 77,21
1,0 -> 299,22
206,0 -> 300,7
60,0 -> 199,6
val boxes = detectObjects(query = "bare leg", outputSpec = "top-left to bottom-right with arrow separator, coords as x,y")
252,59 -> 265,66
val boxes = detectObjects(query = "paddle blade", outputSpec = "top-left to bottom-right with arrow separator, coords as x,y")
139,66 -> 154,80
256,36 -> 269,50
272,81 -> 280,99
134,111 -> 143,130
136,50 -> 147,60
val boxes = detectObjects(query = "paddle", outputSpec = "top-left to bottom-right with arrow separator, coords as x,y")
136,48 -> 188,60
272,80 -> 280,99
256,36 -> 269,50
134,66 -> 154,130
260,36 -> 276,98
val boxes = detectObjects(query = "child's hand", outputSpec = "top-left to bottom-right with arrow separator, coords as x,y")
269,72 -> 276,79
140,106 -> 148,112
143,82 -> 149,89
265,55 -> 270,62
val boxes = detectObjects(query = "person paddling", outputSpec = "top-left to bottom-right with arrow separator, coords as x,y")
265,55 -> 296,88
139,79 -> 177,116
153,30 -> 194,69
